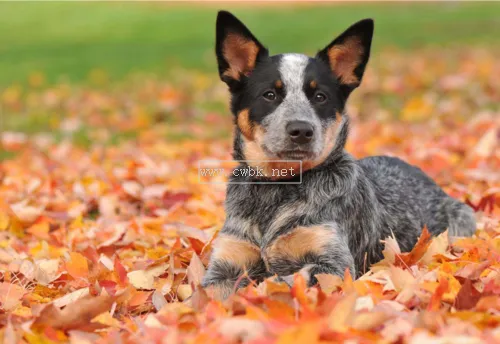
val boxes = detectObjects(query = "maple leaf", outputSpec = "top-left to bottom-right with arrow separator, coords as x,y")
395,226 -> 432,268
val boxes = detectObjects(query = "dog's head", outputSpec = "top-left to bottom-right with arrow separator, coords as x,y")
216,11 -> 373,173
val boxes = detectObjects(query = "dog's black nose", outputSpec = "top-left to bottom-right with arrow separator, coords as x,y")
286,121 -> 314,144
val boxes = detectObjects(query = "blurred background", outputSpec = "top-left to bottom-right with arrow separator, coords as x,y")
1,1 -> 499,156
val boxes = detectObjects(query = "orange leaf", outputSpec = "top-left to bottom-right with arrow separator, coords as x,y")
396,226 -> 432,268
327,291 -> 358,332
427,277 -> 449,311
65,252 -> 89,280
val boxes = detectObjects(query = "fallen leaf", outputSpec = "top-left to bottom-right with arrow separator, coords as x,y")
66,252 -> 89,280
328,292 -> 358,332
187,253 -> 205,287
33,294 -> 117,331
127,263 -> 169,290
396,227 -> 432,268
454,260 -> 491,280
218,318 -> 267,343
0,282 -> 25,311
455,279 -> 482,310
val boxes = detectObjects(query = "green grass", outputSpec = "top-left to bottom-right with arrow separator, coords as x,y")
0,2 -> 499,86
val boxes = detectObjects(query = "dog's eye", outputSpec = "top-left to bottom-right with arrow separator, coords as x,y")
314,92 -> 327,103
263,91 -> 276,101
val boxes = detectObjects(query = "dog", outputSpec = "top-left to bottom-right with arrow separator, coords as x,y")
202,11 -> 476,299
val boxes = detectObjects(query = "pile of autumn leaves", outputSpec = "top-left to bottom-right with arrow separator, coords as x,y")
1,48 -> 500,343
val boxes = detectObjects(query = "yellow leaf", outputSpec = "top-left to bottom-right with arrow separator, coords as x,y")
421,230 -> 449,264
177,284 -> 193,301
12,305 -> 32,318
127,263 -> 169,290
91,311 -> 120,328
0,211 -> 9,230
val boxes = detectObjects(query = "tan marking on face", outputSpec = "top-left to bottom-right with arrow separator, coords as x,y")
222,33 -> 260,81
328,37 -> 363,85
310,80 -> 317,89
335,111 -> 342,122
237,109 -> 254,140
211,234 -> 261,269
301,113 -> 342,171
275,80 -> 283,89
241,125 -> 265,158
264,225 -> 336,262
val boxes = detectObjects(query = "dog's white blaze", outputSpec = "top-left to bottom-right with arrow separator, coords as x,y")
278,54 -> 309,96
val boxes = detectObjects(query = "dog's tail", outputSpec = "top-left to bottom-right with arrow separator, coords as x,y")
445,199 -> 476,236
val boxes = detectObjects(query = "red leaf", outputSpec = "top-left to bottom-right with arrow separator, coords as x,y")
114,257 -> 128,286
455,279 -> 481,310
162,192 -> 191,209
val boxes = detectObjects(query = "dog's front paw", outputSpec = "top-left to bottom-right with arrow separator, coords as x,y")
272,274 -> 295,288
272,264 -> 315,288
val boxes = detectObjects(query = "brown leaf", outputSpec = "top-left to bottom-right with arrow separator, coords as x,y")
33,294 -> 117,331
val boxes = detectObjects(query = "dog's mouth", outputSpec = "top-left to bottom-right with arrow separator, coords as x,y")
277,150 -> 314,161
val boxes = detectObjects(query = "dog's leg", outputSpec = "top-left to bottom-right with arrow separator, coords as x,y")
263,224 -> 355,286
202,232 -> 268,300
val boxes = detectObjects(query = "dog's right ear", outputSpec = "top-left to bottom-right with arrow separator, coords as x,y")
216,11 -> 268,87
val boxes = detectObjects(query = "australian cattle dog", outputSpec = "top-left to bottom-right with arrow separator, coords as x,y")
202,11 -> 476,299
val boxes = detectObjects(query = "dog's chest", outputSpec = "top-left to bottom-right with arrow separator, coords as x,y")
225,182 -> 323,246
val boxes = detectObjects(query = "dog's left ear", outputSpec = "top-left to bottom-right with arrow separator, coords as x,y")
316,19 -> 374,96
216,11 -> 269,87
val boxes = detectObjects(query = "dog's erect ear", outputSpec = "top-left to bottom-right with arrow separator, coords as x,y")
216,11 -> 268,86
316,19 -> 374,96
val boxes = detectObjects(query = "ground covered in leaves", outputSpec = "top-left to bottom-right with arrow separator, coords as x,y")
1,49 -> 500,343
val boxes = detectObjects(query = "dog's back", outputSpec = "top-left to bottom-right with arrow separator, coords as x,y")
359,156 -> 476,240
